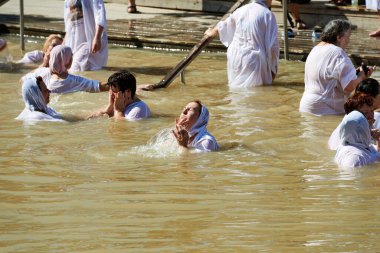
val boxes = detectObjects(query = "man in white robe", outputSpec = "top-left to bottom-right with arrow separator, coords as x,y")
63,0 -> 108,71
205,0 -> 279,88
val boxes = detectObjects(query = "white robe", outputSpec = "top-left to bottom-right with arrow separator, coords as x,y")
63,0 -> 108,71
189,130 -> 219,152
299,44 -> 357,115
334,111 -> 380,167
16,107 -> 63,122
48,74 -> 100,94
366,0 -> 380,10
373,111 -> 380,129
124,100 -> 151,120
217,2 -> 279,88
17,50 -> 44,64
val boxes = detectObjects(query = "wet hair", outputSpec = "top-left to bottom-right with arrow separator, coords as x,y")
344,92 -> 374,114
355,78 -> 380,98
320,19 -> 351,44
42,34 -> 63,53
193,100 -> 202,109
107,70 -> 136,98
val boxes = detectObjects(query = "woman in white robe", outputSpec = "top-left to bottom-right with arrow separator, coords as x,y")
172,101 -> 219,152
48,45 -> 109,94
205,0 -> 279,88
17,34 -> 63,66
63,0 -> 108,71
16,77 -> 63,122
335,111 -> 380,168
299,19 -> 375,115
328,92 -> 375,150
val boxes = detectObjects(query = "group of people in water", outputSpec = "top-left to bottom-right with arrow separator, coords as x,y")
4,0 -> 380,164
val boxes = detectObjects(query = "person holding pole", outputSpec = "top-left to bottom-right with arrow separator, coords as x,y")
205,0 -> 279,88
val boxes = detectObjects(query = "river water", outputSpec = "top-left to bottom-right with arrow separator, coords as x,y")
1,35 -> 380,252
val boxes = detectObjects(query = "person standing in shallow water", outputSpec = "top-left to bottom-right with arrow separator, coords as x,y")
204,0 -> 279,88
299,19 -> 375,116
63,0 -> 108,71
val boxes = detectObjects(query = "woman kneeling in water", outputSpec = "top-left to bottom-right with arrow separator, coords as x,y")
16,77 -> 63,122
172,100 -> 219,152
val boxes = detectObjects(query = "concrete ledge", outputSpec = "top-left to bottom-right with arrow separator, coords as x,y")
109,0 -> 236,12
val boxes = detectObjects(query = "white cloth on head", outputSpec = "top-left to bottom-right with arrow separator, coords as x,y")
187,105 -> 219,152
17,50 -> 44,64
49,45 -> 72,75
334,111 -> 380,168
63,0 -> 108,71
124,100 -> 151,120
217,2 -> 279,88
16,78 -> 62,122
48,74 -> 100,94
299,44 -> 357,115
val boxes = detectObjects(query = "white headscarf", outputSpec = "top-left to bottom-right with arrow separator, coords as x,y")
49,45 -> 72,74
188,104 -> 209,138
338,110 -> 371,150
335,110 -> 380,167
21,78 -> 48,113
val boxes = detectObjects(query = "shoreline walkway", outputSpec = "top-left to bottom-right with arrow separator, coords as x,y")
0,0 -> 379,65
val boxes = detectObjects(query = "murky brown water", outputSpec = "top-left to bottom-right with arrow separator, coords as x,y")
1,35 -> 380,252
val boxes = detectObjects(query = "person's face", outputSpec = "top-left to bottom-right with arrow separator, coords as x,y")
47,38 -> 62,54
177,102 -> 201,131
37,79 -> 51,104
358,103 -> 374,124
336,29 -> 351,50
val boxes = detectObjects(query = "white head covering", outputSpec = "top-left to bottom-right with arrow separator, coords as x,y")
21,78 -> 48,113
335,110 -> 380,167
49,45 -> 72,74
188,104 -> 209,138
338,110 -> 371,150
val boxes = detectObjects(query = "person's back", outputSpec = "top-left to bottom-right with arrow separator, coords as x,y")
217,1 -> 279,88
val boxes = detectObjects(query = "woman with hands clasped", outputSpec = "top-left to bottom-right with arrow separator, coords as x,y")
172,101 -> 219,152
90,69 -> 150,120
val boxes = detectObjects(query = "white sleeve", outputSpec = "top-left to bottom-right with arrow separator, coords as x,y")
125,102 -> 151,120
217,15 -> 236,47
49,75 -> 100,94
93,0 -> 107,28
332,52 -> 356,91
17,50 -> 44,64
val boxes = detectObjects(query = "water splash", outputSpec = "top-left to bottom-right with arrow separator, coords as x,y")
120,128 -> 181,158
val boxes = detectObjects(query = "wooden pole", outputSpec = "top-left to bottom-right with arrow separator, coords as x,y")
150,0 -> 248,90
283,0 -> 289,60
20,0 -> 25,51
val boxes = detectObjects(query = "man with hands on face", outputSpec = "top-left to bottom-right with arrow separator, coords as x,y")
91,69 -> 151,120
